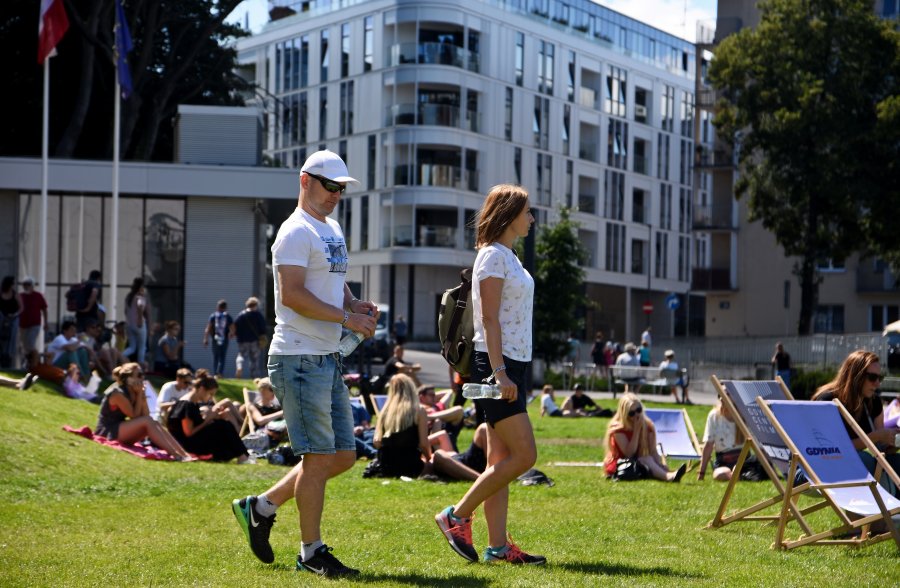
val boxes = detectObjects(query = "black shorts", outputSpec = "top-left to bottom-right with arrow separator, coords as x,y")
472,351 -> 529,427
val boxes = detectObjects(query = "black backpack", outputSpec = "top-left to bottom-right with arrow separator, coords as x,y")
437,268 -> 474,377
65,282 -> 86,312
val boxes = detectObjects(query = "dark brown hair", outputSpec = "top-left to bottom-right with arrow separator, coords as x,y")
812,350 -> 880,417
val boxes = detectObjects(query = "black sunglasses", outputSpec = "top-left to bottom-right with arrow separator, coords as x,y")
307,172 -> 346,194
628,406 -> 643,417
864,372 -> 885,383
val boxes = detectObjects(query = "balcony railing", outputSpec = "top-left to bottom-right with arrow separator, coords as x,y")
385,103 -> 481,133
382,224 -> 413,248
418,225 -> 457,248
389,42 -> 479,73
857,265 -> 900,292
692,267 -> 735,291
579,87 -> 599,110
692,203 -> 736,230
393,164 -> 479,192
695,148 -> 734,169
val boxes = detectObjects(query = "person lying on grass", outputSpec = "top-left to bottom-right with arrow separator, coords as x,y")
603,392 -> 686,482
95,362 -> 193,461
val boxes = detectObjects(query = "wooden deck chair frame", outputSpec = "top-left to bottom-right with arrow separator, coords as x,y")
707,376 -> 828,533
646,408 -> 702,471
239,387 -> 257,437
757,398 -> 900,551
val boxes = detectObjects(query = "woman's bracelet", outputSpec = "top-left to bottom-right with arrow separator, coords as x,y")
492,365 -> 507,377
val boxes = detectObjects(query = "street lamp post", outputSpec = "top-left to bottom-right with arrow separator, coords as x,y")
646,221 -> 652,327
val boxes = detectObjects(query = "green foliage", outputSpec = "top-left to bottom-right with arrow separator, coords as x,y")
708,0 -> 900,331
2,371 -> 899,586
534,208 -> 589,363
790,368 -> 837,400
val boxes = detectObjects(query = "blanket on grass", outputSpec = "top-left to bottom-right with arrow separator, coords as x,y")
63,425 -> 211,461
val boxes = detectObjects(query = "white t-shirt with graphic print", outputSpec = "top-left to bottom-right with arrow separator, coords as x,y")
471,243 -> 534,362
269,208 -> 348,355
701,409 -> 741,453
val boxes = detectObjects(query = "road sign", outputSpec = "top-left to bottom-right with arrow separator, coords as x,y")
666,293 -> 681,311
642,302 -> 653,314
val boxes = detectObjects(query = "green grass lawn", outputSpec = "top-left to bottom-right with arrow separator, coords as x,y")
1,371 -> 898,587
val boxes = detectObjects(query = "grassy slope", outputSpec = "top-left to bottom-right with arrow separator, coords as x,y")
0,371 -> 897,587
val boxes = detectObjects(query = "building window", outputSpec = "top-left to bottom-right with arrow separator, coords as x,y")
337,198 -> 351,250
657,133 -> 670,180
659,183 -> 672,230
680,91 -> 694,138
567,50 -> 576,102
661,85 -> 674,132
319,87 -> 328,140
367,134 -> 376,189
604,170 -> 624,220
298,91 -> 308,144
300,35 -> 310,87
363,16 -> 373,72
538,40 -> 554,95
679,139 -> 692,186
533,96 -> 549,149
341,23 -> 350,77
678,187 -> 691,233
871,305 -> 899,331
605,65 -> 626,118
338,139 -> 347,164
606,222 -> 625,273
320,29 -> 329,82
504,87 -> 513,141
536,153 -> 552,206
360,196 -> 369,250
339,81 -> 354,135
814,305 -> 845,333
515,32 -> 524,87
565,160 -> 573,209
784,280 -> 790,309
655,231 -> 668,279
634,87 -> 649,124
816,258 -> 846,272
678,235 -> 690,282
633,138 -> 649,175
631,238 -> 646,275
562,104 -> 570,156
514,147 -> 522,184
607,119 -> 628,169
632,189 -> 647,224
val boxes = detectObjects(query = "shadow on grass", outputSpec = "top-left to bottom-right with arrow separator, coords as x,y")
556,560 -> 703,579
349,571 -> 489,586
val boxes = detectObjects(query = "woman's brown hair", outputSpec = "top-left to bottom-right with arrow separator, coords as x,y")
812,350 -> 879,417
113,362 -> 142,386
474,184 -> 529,248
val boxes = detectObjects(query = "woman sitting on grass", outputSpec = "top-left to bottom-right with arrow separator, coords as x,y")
373,374 -> 433,478
167,373 -> 251,463
603,393 -> 686,482
245,377 -> 287,446
62,363 -> 100,403
697,401 -> 743,482
95,362 -> 193,460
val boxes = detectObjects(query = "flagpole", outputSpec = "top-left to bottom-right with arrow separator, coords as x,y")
39,58 -> 50,354
111,66 -> 121,325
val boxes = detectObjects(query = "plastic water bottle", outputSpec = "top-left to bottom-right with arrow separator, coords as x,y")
338,310 -> 372,357
462,382 -> 503,399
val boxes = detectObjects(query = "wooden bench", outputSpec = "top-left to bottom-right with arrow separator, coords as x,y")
608,365 -> 688,398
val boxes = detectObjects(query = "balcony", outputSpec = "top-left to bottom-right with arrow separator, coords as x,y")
578,194 -> 597,215
857,264 -> 900,292
393,164 -> 479,192
695,148 -> 734,169
692,267 -> 735,291
697,88 -> 718,109
579,142 -> 598,162
692,203 -> 737,230
633,155 -> 650,175
418,225 -> 457,248
389,42 -> 479,73
579,87 -> 599,110
385,103 -> 480,132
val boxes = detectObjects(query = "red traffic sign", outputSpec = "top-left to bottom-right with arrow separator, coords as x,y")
642,302 -> 654,314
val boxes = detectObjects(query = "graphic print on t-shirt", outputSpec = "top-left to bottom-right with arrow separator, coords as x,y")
323,236 -> 348,273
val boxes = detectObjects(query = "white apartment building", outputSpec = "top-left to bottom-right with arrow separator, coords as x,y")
237,0 -> 709,343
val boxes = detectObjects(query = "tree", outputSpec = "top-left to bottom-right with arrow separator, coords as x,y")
1,0 -> 250,162
533,208 -> 589,363
708,0 -> 900,333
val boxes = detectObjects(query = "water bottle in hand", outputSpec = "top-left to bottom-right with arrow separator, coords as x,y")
338,310 -> 372,357
462,382 -> 503,399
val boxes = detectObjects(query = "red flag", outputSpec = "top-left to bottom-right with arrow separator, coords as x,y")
38,0 -> 70,64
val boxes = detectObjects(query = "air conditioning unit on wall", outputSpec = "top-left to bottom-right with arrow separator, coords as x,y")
634,105 -> 648,118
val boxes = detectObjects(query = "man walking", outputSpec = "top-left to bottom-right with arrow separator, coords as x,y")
231,150 -> 377,577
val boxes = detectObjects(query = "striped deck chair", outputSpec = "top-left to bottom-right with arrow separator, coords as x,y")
757,399 -> 900,550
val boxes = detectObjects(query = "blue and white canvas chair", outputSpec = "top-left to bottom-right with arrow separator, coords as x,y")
757,399 -> 900,550
645,408 -> 701,469
707,377 -> 815,530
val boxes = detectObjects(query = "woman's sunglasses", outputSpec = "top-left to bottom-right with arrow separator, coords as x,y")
628,406 -> 643,417
864,372 -> 884,383
307,173 -> 346,194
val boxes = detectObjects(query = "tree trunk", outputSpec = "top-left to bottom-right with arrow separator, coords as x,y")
796,257 -> 818,335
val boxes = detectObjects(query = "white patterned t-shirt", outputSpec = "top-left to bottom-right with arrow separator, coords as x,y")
701,409 -> 741,453
471,243 -> 534,362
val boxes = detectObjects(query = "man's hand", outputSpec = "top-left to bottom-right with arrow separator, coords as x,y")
345,312 -> 377,338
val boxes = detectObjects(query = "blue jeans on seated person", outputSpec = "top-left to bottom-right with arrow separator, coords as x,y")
267,353 -> 356,456
53,348 -> 90,378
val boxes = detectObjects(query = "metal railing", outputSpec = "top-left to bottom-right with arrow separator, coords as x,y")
389,42 -> 479,73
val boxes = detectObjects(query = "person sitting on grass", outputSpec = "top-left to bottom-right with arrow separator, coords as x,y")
603,393 -> 686,483
156,367 -> 193,423
245,377 -> 287,447
561,384 -> 609,417
166,373 -> 251,463
431,422 -> 489,481
48,320 -> 91,381
697,401 -> 743,482
373,374 -> 433,479
417,383 -> 464,450
62,363 -> 100,403
0,372 -> 37,390
539,385 -> 563,417
94,362 -> 193,460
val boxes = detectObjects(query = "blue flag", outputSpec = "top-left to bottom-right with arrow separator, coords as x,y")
115,0 -> 133,99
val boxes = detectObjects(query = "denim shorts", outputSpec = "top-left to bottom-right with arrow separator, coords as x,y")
268,353 -> 356,455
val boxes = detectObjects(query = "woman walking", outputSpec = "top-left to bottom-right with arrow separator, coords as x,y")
123,278 -> 151,369
434,184 -> 545,565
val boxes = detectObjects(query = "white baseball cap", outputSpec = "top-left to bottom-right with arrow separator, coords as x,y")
300,150 -> 359,184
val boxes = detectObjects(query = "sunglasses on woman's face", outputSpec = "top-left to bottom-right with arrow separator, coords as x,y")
307,173 -> 346,194
628,406 -> 643,417
864,372 -> 884,383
